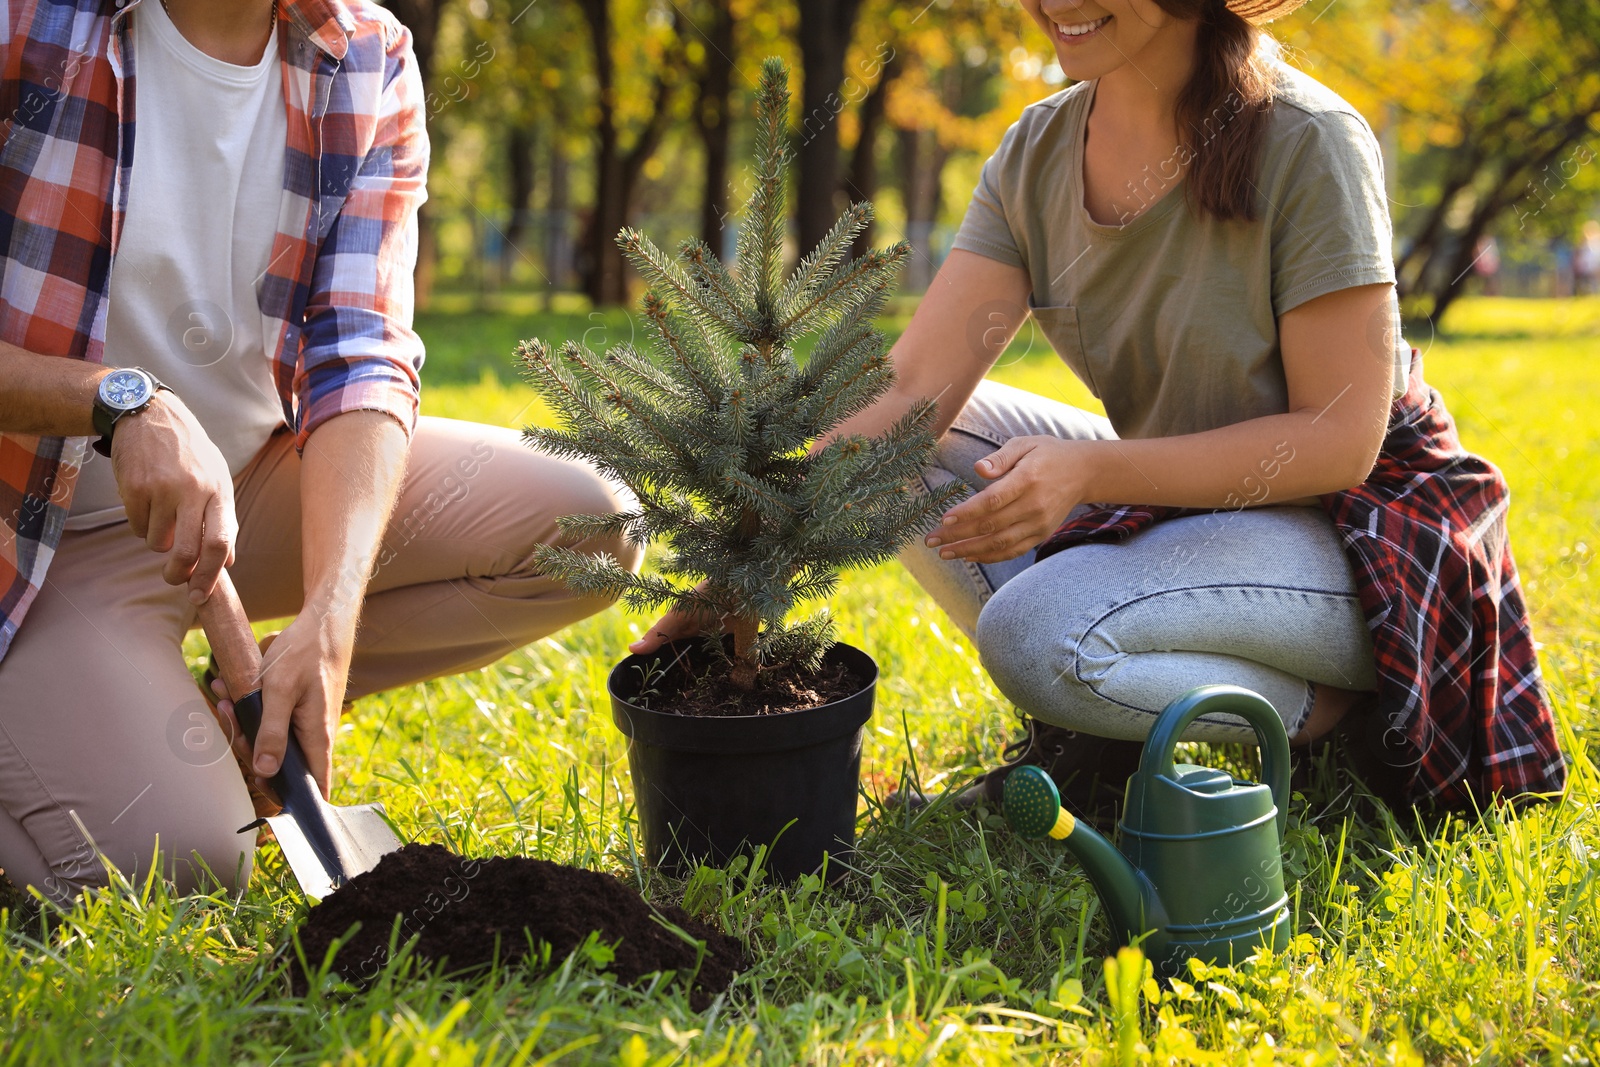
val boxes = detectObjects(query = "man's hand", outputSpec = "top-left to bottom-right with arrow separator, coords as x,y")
113,391 -> 238,603
923,436 -> 1090,564
253,409 -> 409,798
247,607 -> 355,798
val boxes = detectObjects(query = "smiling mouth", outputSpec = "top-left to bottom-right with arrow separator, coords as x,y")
1053,14 -> 1112,41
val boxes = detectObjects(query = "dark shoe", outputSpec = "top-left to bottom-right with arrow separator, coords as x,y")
890,716 -> 1144,831
1329,694 -> 1412,809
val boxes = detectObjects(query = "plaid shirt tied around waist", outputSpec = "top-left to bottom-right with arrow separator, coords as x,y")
1035,355 -> 1567,808
0,0 -> 428,662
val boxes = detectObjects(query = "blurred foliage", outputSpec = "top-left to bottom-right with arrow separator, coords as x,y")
394,0 -> 1600,309
1281,0 -> 1600,319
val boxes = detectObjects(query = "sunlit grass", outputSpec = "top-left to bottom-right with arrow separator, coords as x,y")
4,297 -> 1597,1064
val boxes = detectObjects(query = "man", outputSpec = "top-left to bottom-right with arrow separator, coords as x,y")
0,0 -> 637,904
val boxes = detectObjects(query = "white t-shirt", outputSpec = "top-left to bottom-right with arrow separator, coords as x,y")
68,1 -> 288,529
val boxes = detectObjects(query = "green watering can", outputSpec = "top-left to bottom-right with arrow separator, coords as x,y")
1004,685 -> 1292,977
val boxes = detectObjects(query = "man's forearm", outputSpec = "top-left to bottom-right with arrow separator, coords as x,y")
299,410 -> 410,626
0,343 -> 108,436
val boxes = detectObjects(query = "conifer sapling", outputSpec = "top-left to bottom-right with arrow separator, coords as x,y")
519,59 -> 960,695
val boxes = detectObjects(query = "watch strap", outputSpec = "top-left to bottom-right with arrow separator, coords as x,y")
91,370 -> 169,458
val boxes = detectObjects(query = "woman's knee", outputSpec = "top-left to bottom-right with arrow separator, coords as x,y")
975,577 -> 1084,713
974,564 -> 1150,735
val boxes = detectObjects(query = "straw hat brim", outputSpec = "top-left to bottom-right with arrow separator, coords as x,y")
1227,0 -> 1311,23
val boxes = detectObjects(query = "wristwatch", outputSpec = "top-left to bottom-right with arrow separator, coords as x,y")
91,367 -> 169,457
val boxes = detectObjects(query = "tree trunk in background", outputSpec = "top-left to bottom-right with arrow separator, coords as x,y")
843,55 -> 898,261
688,0 -> 735,257
897,126 -> 950,293
577,0 -> 627,306
795,0 -> 865,256
576,0 -> 682,305
896,63 -> 965,292
544,134 -> 571,309
381,0 -> 446,309
501,124 -> 537,285
1399,106 -> 1597,322
384,0 -> 441,77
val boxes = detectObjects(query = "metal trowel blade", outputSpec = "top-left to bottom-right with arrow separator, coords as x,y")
266,802 -> 403,902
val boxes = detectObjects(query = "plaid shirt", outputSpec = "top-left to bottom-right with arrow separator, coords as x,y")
1036,356 -> 1567,808
0,0 -> 427,662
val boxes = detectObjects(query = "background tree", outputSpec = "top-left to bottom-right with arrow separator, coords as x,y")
473,0 -> 586,290
382,0 -> 452,306
682,0 -> 736,255
575,0 -> 688,306
794,0 -> 868,256
1286,0 -> 1600,320
406,0 -> 1599,313
879,1 -> 1038,290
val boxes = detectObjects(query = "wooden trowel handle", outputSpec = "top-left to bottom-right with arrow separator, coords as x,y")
196,570 -> 262,701
195,570 -> 353,892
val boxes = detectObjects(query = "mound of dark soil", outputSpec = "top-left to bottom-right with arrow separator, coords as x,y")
291,844 -> 744,1007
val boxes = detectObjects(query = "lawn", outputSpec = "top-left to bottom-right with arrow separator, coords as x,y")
4,296 -> 1597,1065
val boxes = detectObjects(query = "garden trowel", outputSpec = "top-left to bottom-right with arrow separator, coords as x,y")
196,570 -> 403,900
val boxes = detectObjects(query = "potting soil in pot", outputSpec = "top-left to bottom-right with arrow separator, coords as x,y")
638,646 -> 870,717
291,843 -> 745,1007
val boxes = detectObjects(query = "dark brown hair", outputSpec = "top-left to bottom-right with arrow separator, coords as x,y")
1154,0 -> 1276,221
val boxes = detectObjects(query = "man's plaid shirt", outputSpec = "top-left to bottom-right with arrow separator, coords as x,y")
0,0 -> 427,661
1036,355 -> 1568,808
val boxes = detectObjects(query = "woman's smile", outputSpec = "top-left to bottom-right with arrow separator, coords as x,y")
1027,0 -> 1175,80
1051,13 -> 1112,42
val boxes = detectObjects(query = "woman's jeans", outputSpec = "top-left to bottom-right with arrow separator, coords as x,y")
901,381 -> 1378,743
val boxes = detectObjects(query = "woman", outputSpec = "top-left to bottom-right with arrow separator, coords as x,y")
638,0 -> 1565,817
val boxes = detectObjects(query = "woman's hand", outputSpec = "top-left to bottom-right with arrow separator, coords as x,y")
924,436 -> 1092,564
113,391 -> 238,603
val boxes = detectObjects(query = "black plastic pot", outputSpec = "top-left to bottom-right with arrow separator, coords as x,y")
608,640 -> 877,883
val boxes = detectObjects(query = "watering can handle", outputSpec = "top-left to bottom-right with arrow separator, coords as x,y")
1139,685 -> 1291,838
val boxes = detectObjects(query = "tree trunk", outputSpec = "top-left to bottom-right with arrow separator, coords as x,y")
689,0 -> 735,257
795,0 -> 866,256
728,613 -> 760,690
898,126 -> 950,293
1425,114 -> 1596,321
577,0 -> 682,305
727,501 -> 765,689
1393,162 -> 1480,299
843,55 -> 899,260
381,0 -> 447,309
577,0 -> 628,306
544,134 -> 571,309
502,124 -> 538,286
1403,103 -> 1597,320
383,0 -> 441,78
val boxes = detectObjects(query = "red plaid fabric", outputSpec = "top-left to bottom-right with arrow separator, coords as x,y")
1035,355 -> 1567,807
0,0 -> 427,661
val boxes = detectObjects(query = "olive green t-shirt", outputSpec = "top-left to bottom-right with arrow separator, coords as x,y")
953,63 -> 1406,440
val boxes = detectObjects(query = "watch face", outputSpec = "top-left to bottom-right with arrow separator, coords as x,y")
100,369 -> 152,412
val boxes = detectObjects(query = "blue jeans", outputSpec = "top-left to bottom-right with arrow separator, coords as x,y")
900,381 -> 1377,743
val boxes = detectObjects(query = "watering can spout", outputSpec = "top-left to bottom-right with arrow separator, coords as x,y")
1057,812 -> 1169,949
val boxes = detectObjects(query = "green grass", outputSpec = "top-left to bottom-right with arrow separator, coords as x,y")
5,296 -> 1598,1064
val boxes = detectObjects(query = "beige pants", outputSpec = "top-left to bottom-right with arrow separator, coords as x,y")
0,417 -> 639,904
